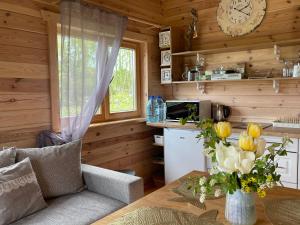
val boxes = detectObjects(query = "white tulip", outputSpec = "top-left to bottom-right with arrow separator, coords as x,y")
256,138 -> 266,158
215,142 -> 239,173
235,150 -> 256,174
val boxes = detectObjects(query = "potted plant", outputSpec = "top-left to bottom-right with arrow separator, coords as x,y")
186,119 -> 291,225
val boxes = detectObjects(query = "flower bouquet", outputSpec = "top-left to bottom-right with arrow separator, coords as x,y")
188,119 -> 291,225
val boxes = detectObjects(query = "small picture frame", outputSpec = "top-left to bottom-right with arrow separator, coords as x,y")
159,31 -> 171,49
161,50 -> 171,67
161,68 -> 172,84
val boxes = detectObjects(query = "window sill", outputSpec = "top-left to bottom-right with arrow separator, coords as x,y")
89,117 -> 146,128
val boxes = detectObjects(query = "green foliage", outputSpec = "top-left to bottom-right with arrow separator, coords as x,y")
195,119 -> 220,150
179,104 -> 199,125
109,48 -> 136,113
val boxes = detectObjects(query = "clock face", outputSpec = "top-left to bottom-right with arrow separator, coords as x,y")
217,0 -> 266,37
228,0 -> 253,24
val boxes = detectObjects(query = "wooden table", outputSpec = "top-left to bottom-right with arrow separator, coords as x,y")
93,171 -> 300,225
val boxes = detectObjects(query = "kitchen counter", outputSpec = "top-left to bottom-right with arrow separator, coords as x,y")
147,121 -> 300,139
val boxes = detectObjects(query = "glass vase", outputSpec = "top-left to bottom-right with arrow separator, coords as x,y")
225,189 -> 256,225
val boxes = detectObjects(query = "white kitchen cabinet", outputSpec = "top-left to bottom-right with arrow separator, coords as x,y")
276,152 -> 298,185
164,128 -> 299,188
164,128 -> 207,184
231,134 -> 299,189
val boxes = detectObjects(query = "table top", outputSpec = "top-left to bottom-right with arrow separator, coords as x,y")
93,171 -> 300,225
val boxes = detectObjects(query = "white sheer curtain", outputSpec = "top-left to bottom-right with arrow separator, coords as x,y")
60,0 -> 127,141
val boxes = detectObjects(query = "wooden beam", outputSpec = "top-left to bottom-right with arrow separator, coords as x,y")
41,10 -> 60,132
0,2 -> 41,18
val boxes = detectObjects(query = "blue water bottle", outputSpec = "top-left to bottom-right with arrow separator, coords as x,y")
155,96 -> 164,122
146,96 -> 155,122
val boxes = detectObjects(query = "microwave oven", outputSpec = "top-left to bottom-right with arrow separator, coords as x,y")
165,100 -> 211,122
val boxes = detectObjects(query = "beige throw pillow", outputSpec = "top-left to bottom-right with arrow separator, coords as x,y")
0,158 -> 47,225
16,140 -> 84,199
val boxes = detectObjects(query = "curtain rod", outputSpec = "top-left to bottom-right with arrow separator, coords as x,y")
81,0 -> 162,28
35,0 -> 162,28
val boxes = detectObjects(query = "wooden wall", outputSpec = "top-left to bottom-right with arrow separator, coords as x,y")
161,0 -> 300,123
161,0 -> 300,50
0,0 -> 51,148
82,120 -> 161,184
0,0 -> 163,184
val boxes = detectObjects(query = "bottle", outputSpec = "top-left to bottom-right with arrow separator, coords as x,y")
162,102 -> 167,121
283,61 -> 289,77
293,62 -> 300,78
155,96 -> 165,122
146,96 -> 155,123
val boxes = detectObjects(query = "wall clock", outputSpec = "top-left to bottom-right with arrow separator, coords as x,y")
217,0 -> 267,37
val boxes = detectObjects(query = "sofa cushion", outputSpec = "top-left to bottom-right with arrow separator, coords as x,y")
11,190 -> 126,225
0,148 -> 16,168
16,140 -> 84,198
0,158 -> 47,225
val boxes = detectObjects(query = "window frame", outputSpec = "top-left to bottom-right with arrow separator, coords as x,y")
92,41 -> 141,123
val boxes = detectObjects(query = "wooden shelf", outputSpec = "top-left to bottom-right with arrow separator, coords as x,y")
153,142 -> 164,147
171,38 -> 300,56
152,159 -> 164,165
166,77 -> 300,84
162,77 -> 300,94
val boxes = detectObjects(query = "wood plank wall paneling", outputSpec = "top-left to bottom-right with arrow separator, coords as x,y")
83,120 -> 162,184
0,1 -> 51,148
166,79 -> 300,123
0,0 -> 162,184
161,0 -> 300,123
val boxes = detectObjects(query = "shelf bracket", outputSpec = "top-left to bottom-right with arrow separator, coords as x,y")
273,80 -> 280,94
196,82 -> 206,94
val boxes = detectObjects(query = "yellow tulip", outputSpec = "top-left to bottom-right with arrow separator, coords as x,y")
214,122 -> 232,139
247,123 -> 262,138
239,132 -> 256,152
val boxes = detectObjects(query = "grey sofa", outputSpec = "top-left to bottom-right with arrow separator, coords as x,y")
11,164 -> 144,225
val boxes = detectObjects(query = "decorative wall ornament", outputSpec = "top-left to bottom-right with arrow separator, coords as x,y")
184,8 -> 199,50
161,50 -> 171,66
159,30 -> 171,49
217,0 -> 267,37
161,68 -> 172,84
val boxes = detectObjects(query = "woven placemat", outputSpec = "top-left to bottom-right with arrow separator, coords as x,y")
263,198 -> 300,225
108,207 -> 223,225
169,178 -> 224,209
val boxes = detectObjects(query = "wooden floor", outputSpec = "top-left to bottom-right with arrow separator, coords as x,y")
144,182 -> 160,196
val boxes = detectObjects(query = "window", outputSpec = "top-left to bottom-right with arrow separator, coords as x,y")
57,32 -> 141,123
93,42 -> 141,122
43,12 -> 148,132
